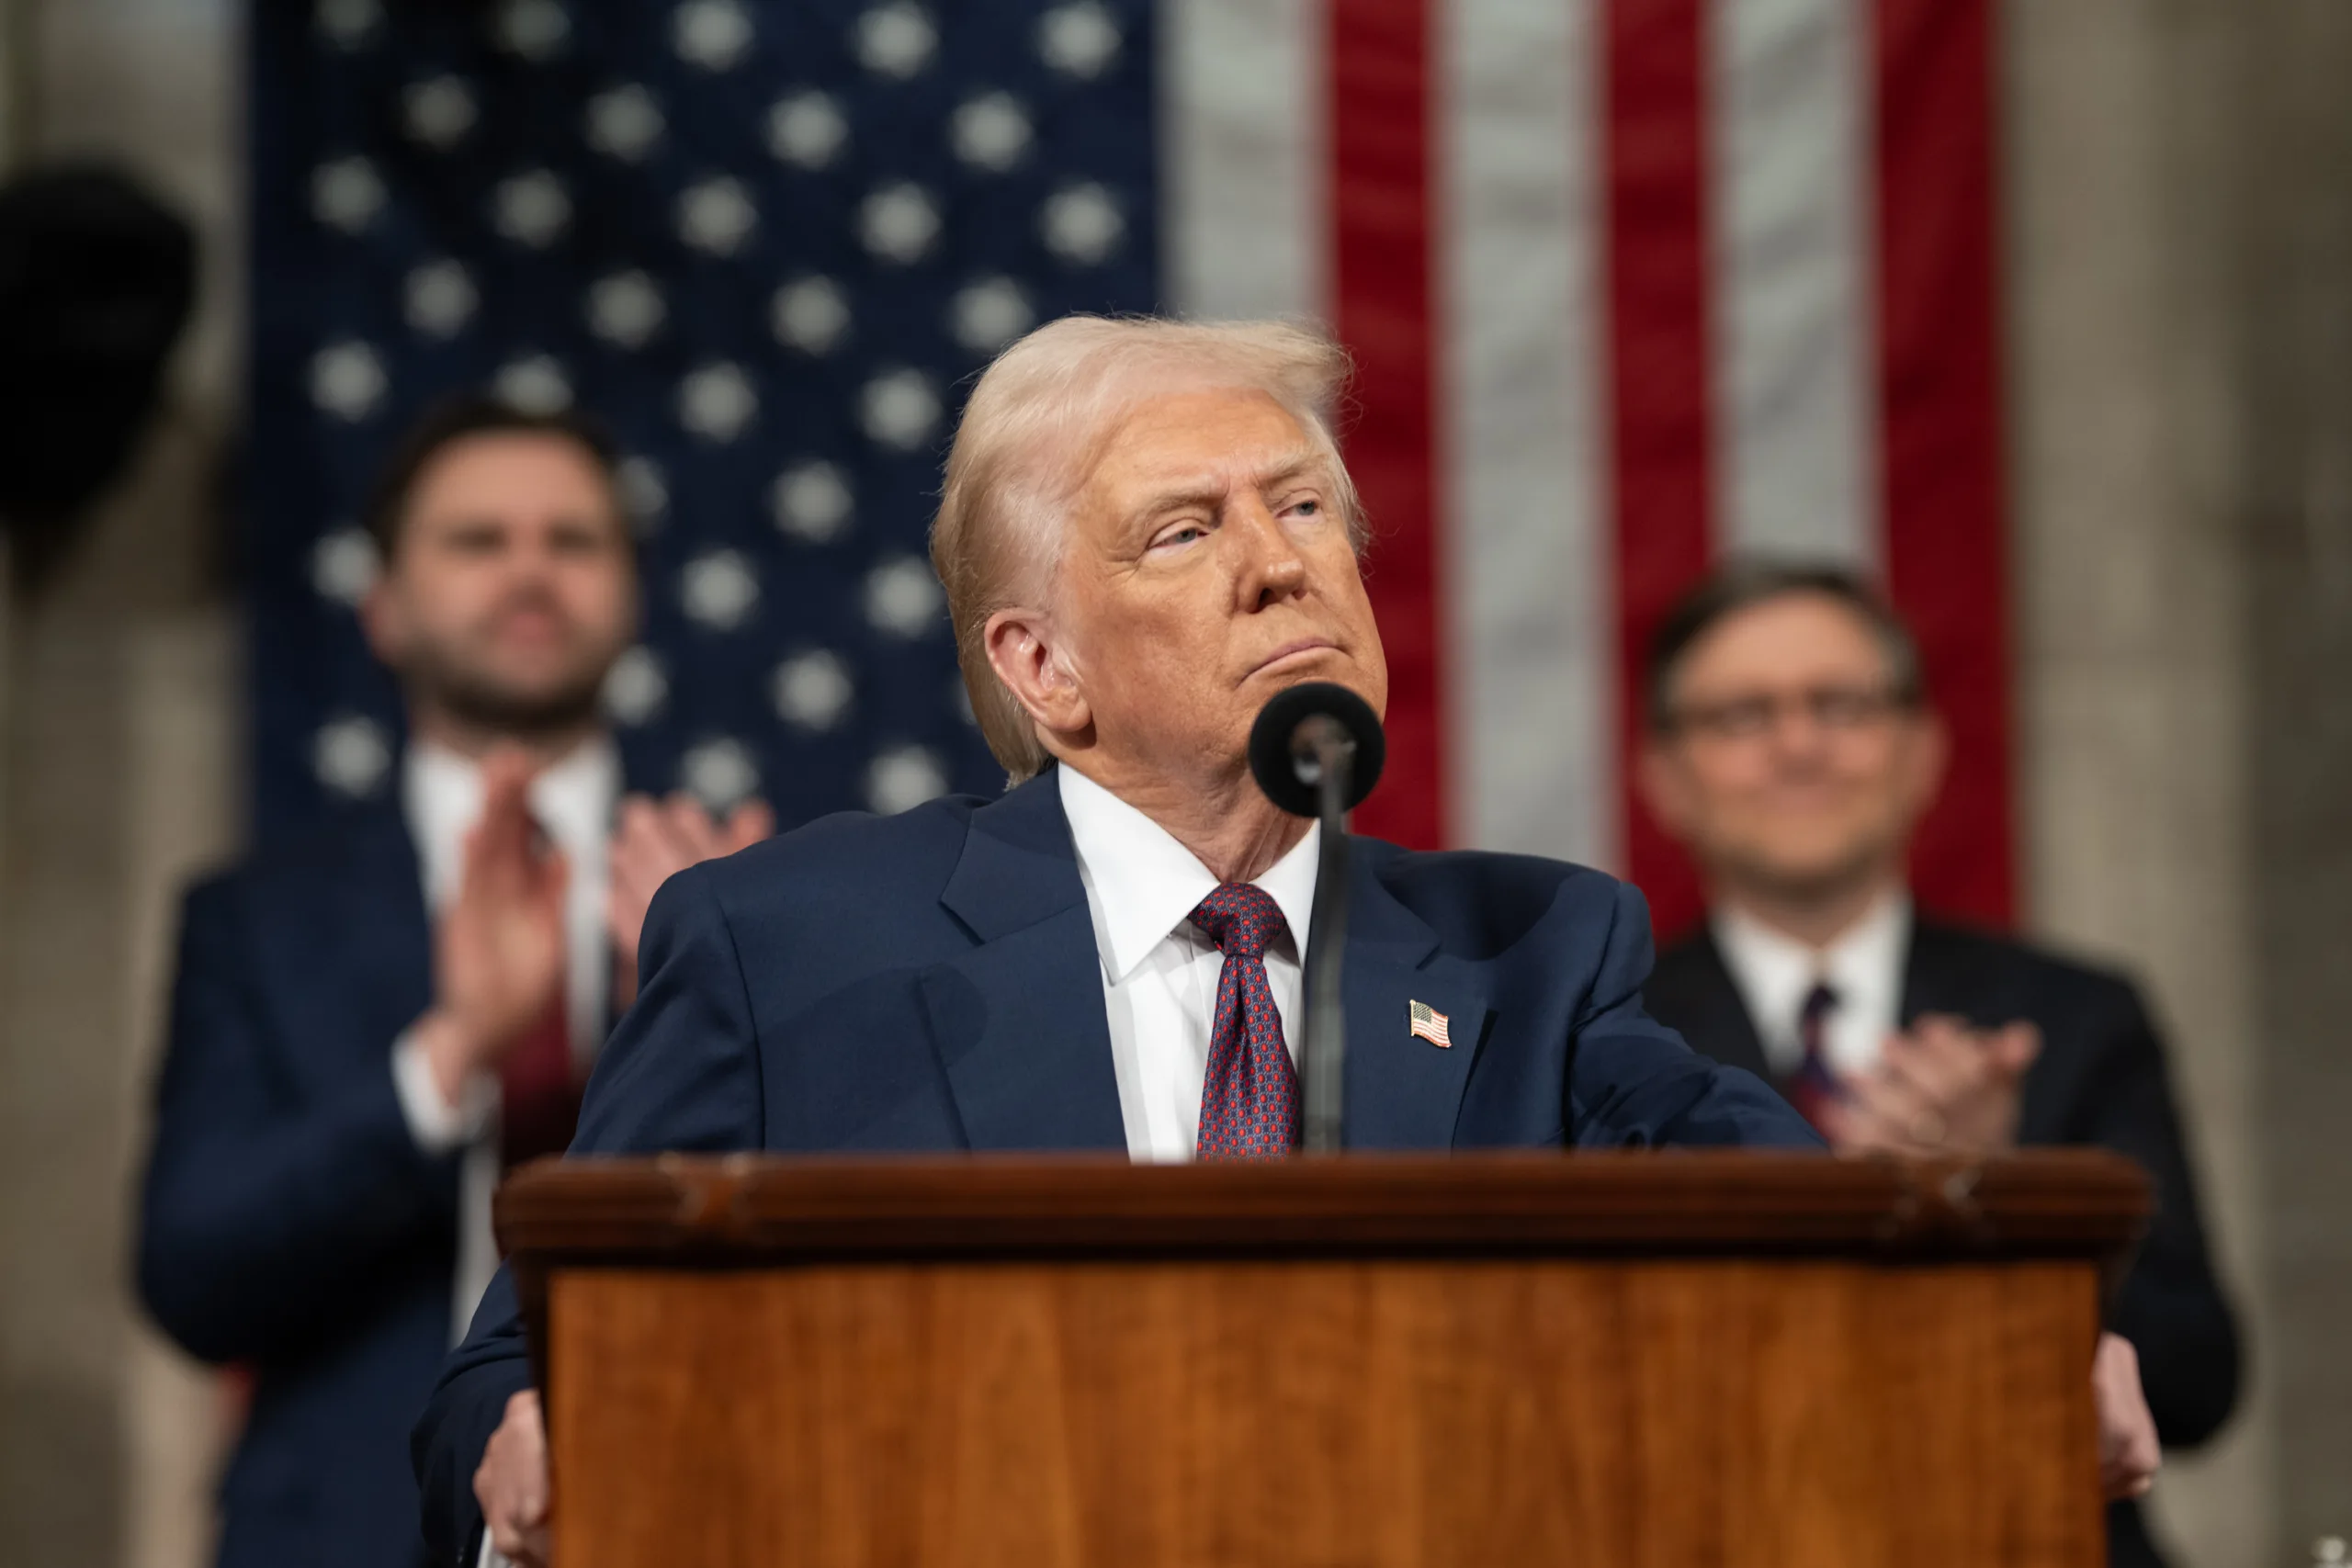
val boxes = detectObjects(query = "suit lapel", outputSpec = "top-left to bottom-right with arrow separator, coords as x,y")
266,802 -> 435,1074
1901,919 -> 2064,1142
922,772 -> 1126,1152
1337,847 -> 1490,1149
1670,930 -> 1776,1085
343,804 -> 436,1050
1900,919 -> 2006,1026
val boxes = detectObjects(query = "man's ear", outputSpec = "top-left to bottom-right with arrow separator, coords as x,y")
1636,737 -> 1698,844
358,576 -> 406,671
1898,710 -> 1951,820
983,606 -> 1090,742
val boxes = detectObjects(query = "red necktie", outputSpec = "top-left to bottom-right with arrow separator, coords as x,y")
1191,883 -> 1300,1159
498,825 -> 579,1169
1783,981 -> 1841,1133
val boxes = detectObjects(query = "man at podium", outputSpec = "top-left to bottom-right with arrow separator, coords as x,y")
412,317 -> 2142,1565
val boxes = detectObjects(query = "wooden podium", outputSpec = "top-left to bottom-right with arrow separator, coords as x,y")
498,1150 -> 2148,1568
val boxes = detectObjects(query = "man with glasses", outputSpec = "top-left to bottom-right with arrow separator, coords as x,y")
1635,560 -> 2239,1568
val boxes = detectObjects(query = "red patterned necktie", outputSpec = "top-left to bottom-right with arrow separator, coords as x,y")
1190,883 -> 1300,1159
1784,981 -> 1841,1134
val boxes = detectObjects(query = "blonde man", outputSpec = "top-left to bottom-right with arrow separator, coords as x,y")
413,319 -> 2144,1565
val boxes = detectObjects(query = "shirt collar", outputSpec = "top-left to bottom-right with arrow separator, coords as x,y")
1712,889 -> 1912,1044
1057,763 -> 1321,985
404,734 -> 622,878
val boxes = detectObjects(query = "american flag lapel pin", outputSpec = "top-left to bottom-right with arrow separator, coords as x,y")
1408,999 -> 1452,1049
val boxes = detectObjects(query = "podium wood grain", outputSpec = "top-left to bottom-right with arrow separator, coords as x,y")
503,1151 -> 2147,1568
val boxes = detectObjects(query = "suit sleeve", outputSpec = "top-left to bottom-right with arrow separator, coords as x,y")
135,875 -> 461,1364
413,861 -> 765,1562
1566,882 -> 1823,1150
2077,982 -> 2241,1447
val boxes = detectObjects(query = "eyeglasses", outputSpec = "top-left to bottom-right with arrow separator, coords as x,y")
1663,684 -> 1914,742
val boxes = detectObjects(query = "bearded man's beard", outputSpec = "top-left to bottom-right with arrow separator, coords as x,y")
403,637 -> 617,741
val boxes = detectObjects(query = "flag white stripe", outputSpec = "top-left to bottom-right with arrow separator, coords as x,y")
1442,0 -> 1616,866
1158,0 -> 1328,324
1710,0 -> 1880,569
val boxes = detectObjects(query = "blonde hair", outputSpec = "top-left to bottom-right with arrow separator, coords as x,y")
930,315 -> 1363,783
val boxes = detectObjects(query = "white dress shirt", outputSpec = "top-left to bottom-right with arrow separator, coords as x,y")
387,736 -> 621,1340
1058,764 -> 1319,1162
1711,892 -> 1912,1080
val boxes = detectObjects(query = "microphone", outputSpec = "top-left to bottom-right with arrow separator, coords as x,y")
1247,682 -> 1386,1153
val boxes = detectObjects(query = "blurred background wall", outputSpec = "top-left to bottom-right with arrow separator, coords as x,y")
0,0 -> 243,1562
0,2 -> 2341,1565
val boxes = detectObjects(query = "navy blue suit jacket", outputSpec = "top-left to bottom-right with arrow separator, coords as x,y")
414,768 -> 1815,1560
139,800 -> 451,1568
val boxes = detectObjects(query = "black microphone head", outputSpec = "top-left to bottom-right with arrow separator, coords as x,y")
1248,682 -> 1386,818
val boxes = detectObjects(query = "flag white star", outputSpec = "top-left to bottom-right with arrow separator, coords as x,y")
311,342 -> 387,422
493,355 -> 571,414
1038,2 -> 1121,78
864,555 -> 945,637
404,76 -> 479,150
854,2 -> 936,78
678,177 -> 758,256
771,276 -> 851,355
951,93 -> 1033,173
586,85 -> 664,163
311,157 -> 385,234
1042,182 -> 1123,265
680,548 -> 760,630
603,647 -> 669,726
589,271 -> 666,350
314,716 -> 392,797
405,260 -> 477,339
679,363 -> 758,442
316,0 -> 381,51
493,170 -> 571,248
617,457 -> 668,532
860,369 -> 942,451
866,745 -> 948,815
768,91 -> 848,169
949,276 -> 1034,353
680,738 -> 760,810
496,0 -> 569,59
673,0 -> 753,71
773,649 -> 854,731
858,183 -> 940,265
772,461 -> 854,543
310,526 -> 379,606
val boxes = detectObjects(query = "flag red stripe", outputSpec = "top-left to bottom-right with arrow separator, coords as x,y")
1871,0 -> 2015,925
1607,0 -> 1718,938
1329,0 -> 1444,850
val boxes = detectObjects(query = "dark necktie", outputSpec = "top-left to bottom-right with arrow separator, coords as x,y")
1784,981 -> 1841,1134
1190,883 -> 1299,1159
499,819 -> 581,1169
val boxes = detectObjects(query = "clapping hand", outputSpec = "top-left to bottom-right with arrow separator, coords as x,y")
606,792 -> 775,1008
1818,1013 -> 2041,1157
418,750 -> 569,1106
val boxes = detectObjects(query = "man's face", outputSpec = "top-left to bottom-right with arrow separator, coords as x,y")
1638,592 -> 1945,899
363,432 -> 639,738
1030,388 -> 1388,783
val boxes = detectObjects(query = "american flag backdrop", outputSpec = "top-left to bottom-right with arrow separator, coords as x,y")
249,0 -> 2011,941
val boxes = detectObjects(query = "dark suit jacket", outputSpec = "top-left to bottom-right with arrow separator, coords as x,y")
138,799 -> 451,1568
1646,918 -> 2242,1568
413,767 -> 1817,1560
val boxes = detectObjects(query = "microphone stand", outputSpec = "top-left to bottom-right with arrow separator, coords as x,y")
1295,716 -> 1352,1154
